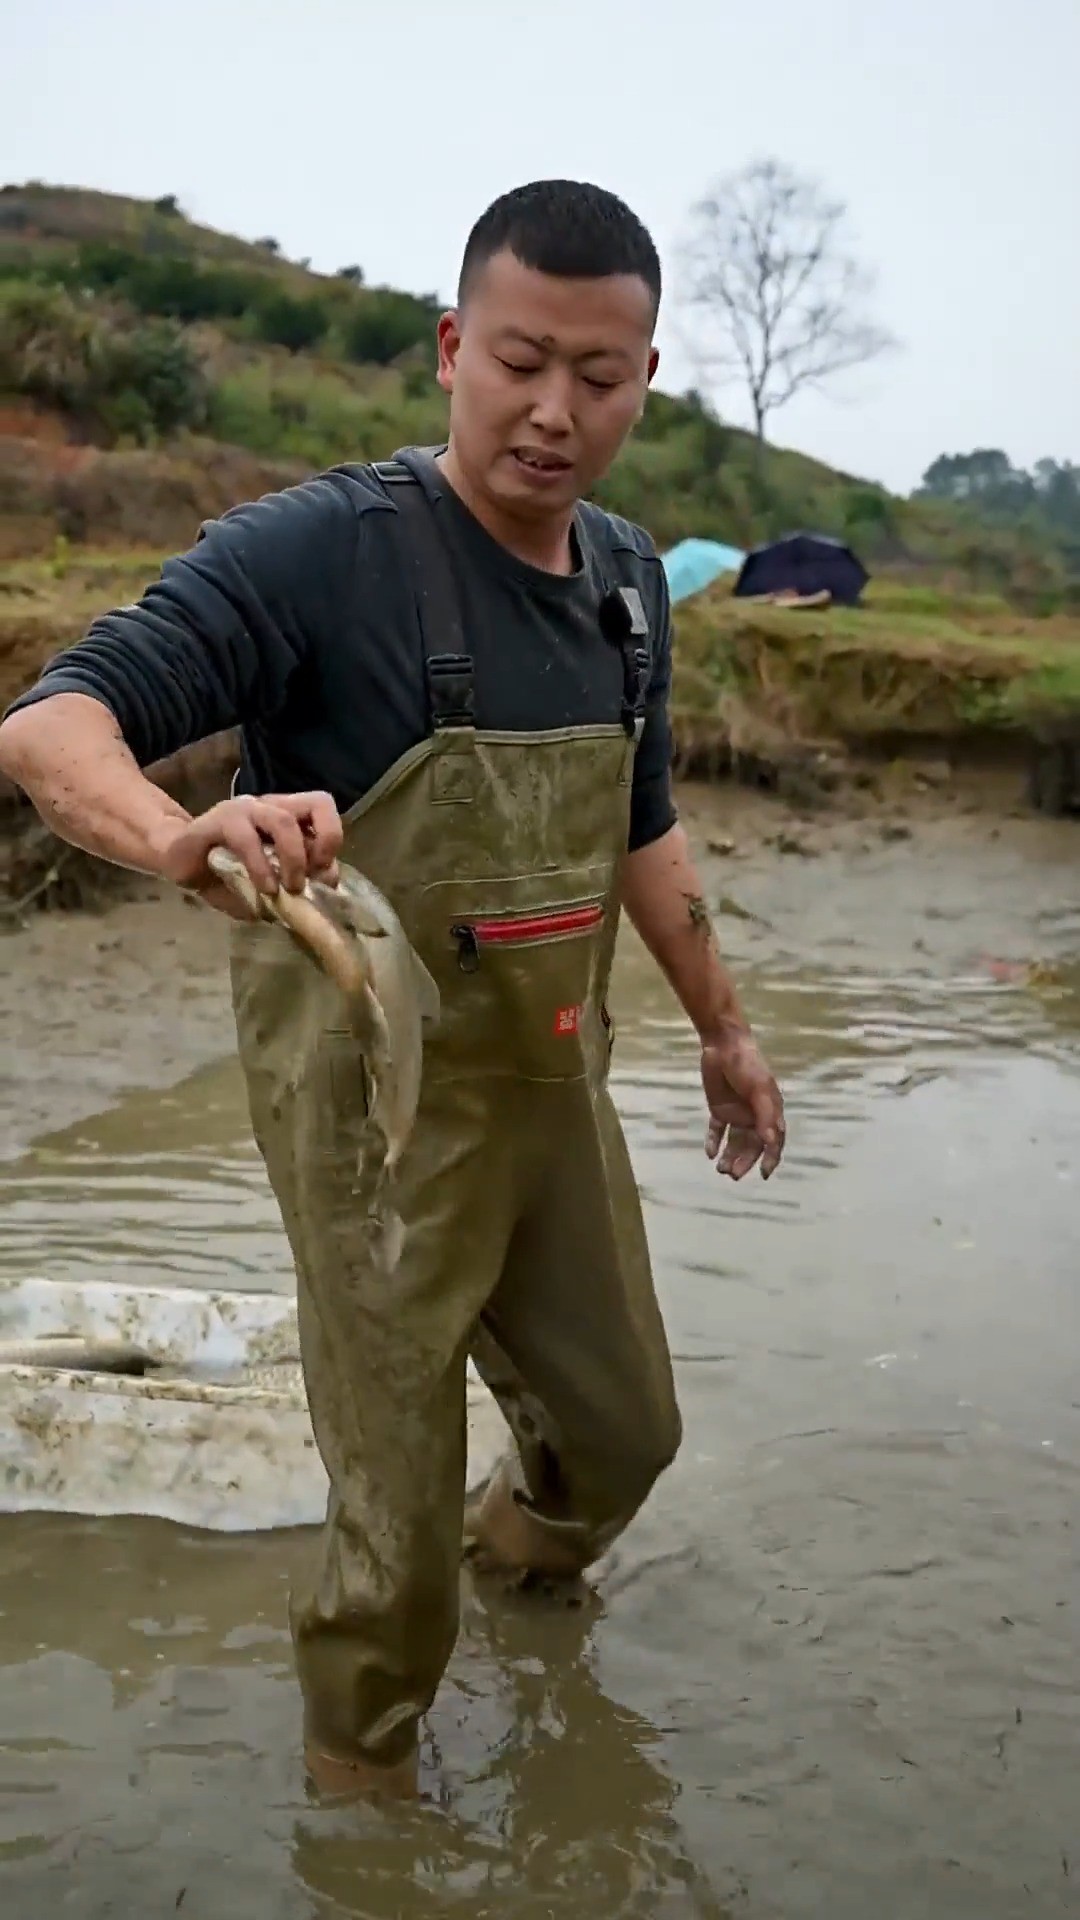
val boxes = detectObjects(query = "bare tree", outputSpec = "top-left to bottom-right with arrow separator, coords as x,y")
676,158 -> 896,446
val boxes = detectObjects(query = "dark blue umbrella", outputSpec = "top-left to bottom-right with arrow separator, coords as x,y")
734,532 -> 869,606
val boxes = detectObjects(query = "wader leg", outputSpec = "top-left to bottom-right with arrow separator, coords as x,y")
467,1086 -> 681,1577
249,1058 -> 520,1782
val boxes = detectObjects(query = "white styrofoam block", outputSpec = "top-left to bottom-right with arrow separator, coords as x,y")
0,1277 -> 506,1533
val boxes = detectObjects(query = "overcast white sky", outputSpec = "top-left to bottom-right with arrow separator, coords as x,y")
5,0 -> 1078,495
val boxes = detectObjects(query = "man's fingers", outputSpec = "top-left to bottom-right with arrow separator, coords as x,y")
760,1127 -> 785,1180
706,1093 -> 755,1162
169,791 -> 346,922
290,790 -> 343,877
702,1040 -> 787,1182
257,791 -> 343,888
719,1128 -> 764,1180
708,1090 -> 785,1180
212,812 -> 280,895
753,1093 -> 786,1179
750,1084 -> 785,1149
247,802 -> 310,893
706,1095 -> 754,1133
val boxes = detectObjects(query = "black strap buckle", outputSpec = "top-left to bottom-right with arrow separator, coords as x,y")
371,458 -> 412,486
598,586 -> 651,735
426,651 -> 475,728
378,449 -> 476,733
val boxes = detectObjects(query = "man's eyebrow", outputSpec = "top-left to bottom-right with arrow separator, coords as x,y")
496,327 -> 631,364
496,328 -> 551,352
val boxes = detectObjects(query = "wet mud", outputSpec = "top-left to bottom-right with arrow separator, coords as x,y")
1,778 -> 1078,1917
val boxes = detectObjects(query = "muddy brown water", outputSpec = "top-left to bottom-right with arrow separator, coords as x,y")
1,793 -> 1079,1918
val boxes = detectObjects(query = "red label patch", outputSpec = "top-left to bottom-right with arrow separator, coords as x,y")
553,1004 -> 582,1036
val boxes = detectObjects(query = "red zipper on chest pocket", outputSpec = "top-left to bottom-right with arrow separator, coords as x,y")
451,901 -> 604,972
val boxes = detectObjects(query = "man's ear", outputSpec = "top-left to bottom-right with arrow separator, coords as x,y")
631,346 -> 661,425
436,311 -> 461,395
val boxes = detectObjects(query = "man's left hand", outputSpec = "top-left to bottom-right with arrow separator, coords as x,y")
700,1029 -> 786,1181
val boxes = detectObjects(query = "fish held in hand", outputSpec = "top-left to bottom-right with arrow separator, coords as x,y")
206,844 -> 374,1000
309,867 -> 440,1173
207,844 -> 440,1176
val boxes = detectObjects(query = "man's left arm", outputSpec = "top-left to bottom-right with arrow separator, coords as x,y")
622,823 -> 785,1178
621,561 -> 786,1181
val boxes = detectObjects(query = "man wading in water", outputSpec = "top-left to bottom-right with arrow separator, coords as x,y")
0,180 -> 786,1799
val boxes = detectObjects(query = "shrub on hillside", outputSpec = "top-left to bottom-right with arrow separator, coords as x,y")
204,360 -> 447,468
102,319 -> 209,439
56,242 -> 255,323
0,280 -> 208,445
594,430 -> 737,549
251,290 -> 329,353
39,243 -> 335,356
1,280 -> 98,409
337,289 -> 440,367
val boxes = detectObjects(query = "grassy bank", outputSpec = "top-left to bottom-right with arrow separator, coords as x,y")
4,548 -> 1080,914
669,579 -> 1080,774
5,547 -> 1080,759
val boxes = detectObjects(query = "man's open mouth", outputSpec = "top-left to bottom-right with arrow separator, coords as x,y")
511,449 -> 573,475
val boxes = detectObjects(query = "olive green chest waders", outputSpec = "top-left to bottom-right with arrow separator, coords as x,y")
228,456 -> 682,1775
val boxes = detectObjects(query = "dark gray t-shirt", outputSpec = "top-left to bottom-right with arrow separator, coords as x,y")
5,447 -> 677,852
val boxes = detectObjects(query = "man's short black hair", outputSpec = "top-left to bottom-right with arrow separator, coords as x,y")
458,179 -> 661,315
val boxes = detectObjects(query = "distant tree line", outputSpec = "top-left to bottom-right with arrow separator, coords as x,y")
916,450 -> 1080,549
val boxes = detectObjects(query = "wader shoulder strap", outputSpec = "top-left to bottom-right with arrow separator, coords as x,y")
575,501 -> 653,739
371,451 -> 475,732
371,450 -> 650,739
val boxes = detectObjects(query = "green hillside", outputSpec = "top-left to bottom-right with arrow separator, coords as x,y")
4,176 -> 1080,910
1,179 -> 1071,601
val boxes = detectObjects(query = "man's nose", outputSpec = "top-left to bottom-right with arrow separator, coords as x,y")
527,366 -> 574,437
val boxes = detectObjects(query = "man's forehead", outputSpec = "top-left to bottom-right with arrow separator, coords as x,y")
465,249 -> 655,340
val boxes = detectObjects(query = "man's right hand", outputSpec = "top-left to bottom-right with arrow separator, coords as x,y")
156,791 -> 344,921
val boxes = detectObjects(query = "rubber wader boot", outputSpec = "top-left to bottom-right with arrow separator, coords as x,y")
227,452 -> 682,1788
304,1742 -> 420,1801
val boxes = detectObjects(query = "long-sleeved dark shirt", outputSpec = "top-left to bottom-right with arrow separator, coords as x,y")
5,447 -> 678,851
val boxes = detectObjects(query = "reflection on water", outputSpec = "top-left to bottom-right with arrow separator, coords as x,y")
2,885 -> 1080,1915
9,936 -> 701,1291
0,1518 -> 732,1918
0,1062 -> 293,1289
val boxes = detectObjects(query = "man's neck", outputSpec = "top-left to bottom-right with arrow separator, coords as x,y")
436,446 -> 576,575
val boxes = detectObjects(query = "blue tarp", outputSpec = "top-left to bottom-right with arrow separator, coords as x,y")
661,536 -> 746,606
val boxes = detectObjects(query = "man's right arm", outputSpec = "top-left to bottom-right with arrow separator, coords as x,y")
0,691 -> 342,912
0,480 -> 354,910
0,690 -> 203,876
